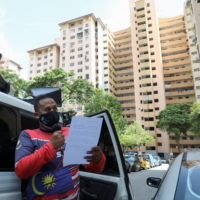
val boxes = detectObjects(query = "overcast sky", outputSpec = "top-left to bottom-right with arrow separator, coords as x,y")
0,0 -> 186,79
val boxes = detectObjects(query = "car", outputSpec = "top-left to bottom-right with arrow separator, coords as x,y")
144,153 -> 155,168
154,156 -> 162,166
124,151 -> 138,156
154,158 -> 159,166
0,75 -> 135,200
124,160 -> 132,173
147,151 -> 200,200
138,155 -> 150,170
124,155 -> 141,172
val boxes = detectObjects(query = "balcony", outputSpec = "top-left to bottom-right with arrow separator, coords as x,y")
162,52 -> 189,61
160,32 -> 186,41
116,88 -> 135,95
137,24 -> 146,31
164,74 -> 192,82
136,10 -> 145,16
163,59 -> 190,68
116,55 -> 133,63
126,117 -> 134,123
165,81 -> 194,89
165,90 -> 194,97
138,38 -> 148,45
160,25 -> 185,35
115,43 -> 132,50
115,61 -> 133,68
139,46 -> 149,53
115,50 -> 132,57
166,97 -> 196,104
116,68 -> 133,75
123,110 -> 136,115
170,140 -> 200,145
116,75 -> 134,82
161,40 -> 187,48
140,54 -> 150,60
118,96 -> 135,101
121,103 -> 135,108
159,20 -> 184,29
162,45 -> 188,54
138,31 -> 147,38
115,37 -> 131,45
116,82 -> 134,87
163,67 -> 191,74
141,78 -> 152,84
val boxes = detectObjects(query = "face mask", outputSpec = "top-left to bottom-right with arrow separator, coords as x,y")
39,111 -> 60,128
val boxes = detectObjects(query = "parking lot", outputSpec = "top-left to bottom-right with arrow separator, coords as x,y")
128,164 -> 169,200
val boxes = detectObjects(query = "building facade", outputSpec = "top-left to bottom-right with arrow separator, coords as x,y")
27,0 -> 200,156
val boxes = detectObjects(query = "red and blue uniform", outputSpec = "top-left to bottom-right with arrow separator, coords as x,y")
15,127 -> 106,200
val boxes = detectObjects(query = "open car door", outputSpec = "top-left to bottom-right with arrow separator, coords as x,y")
79,110 -> 135,200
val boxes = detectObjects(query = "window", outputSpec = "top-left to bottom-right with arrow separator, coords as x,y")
70,42 -> 75,46
63,30 -> 66,35
70,63 -> 74,67
29,77 -> 32,80
70,49 -> 75,53
44,56 -> 47,59
71,23 -> 75,27
78,61 -> 82,65
147,3 -> 150,7
62,57 -> 65,62
50,60 -> 53,63
154,99 -> 159,102
63,37 -> 66,40
78,76 -> 82,79
154,91 -> 158,94
70,29 -> 75,33
85,23 -> 89,27
78,47 -> 82,51
49,66 -> 52,69
37,70 -> 41,73
153,75 -> 156,78
30,70 -> 32,74
86,37 -> 89,41
30,64 -> 33,67
157,134 -> 161,137
38,51 -> 42,54
70,70 -> 74,72
71,36 -> 75,39
50,53 -> 53,56
85,44 -> 89,48
85,66 -> 89,70
153,83 -> 157,86
43,69 -> 47,72
70,56 -> 75,59
31,58 -> 33,61
195,77 -> 200,81
150,45 -> 154,48
85,74 -> 89,80
85,51 -> 89,55
158,143 -> 162,146
37,63 -> 41,67
78,54 -> 82,58
44,62 -> 48,65
78,27 -> 82,31
86,59 -> 89,62
63,43 -> 66,48
62,50 -> 65,53
78,69 -> 82,72
78,21 -> 82,25
62,63 -> 65,67
78,40 -> 82,44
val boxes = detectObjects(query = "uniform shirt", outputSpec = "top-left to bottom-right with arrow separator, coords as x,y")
15,127 -> 106,200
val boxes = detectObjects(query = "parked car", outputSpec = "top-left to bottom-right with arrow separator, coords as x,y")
124,160 -> 132,173
144,153 -> 155,168
124,151 -> 138,156
154,156 -> 162,166
124,155 -> 141,172
138,155 -> 150,170
147,151 -> 200,200
0,75 -> 135,200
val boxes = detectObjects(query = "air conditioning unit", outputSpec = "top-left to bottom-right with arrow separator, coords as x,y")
192,36 -> 197,43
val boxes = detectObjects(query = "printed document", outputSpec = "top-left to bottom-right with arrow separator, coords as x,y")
63,116 -> 103,165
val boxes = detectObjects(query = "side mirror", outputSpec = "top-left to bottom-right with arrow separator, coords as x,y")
147,177 -> 161,188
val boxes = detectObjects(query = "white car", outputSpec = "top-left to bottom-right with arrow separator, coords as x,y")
0,75 -> 135,200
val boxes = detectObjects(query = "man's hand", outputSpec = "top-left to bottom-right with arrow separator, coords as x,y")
50,131 -> 65,150
84,146 -> 102,163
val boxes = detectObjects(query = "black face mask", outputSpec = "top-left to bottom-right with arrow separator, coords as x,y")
39,111 -> 60,128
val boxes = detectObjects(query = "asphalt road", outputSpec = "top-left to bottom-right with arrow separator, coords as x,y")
128,164 -> 169,200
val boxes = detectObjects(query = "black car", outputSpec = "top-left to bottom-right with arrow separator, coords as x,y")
125,160 -> 132,173
124,155 -> 141,172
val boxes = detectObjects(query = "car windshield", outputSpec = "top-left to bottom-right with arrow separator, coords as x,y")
124,156 -> 135,162
124,152 -> 136,155
175,160 -> 200,200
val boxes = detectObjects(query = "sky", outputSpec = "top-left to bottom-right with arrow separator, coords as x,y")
0,0 -> 186,79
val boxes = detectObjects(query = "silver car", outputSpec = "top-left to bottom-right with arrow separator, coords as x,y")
147,151 -> 200,200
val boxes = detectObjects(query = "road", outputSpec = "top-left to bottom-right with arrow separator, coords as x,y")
128,164 -> 169,200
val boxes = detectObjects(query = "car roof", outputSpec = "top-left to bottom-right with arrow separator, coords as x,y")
186,151 -> 200,160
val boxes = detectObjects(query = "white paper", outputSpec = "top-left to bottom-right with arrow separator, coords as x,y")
63,116 -> 103,166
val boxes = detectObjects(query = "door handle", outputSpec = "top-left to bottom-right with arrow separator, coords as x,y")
81,189 -> 98,199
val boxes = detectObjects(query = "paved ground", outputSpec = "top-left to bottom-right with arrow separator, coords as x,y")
128,164 -> 169,200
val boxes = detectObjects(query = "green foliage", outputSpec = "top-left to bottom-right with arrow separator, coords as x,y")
119,121 -> 154,152
190,102 -> 200,136
83,88 -> 127,135
0,69 -> 27,97
157,103 -> 191,151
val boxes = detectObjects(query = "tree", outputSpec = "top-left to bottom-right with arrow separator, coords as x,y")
119,121 -> 155,153
190,101 -> 200,136
157,103 -> 191,153
83,88 -> 127,135
0,69 -> 27,97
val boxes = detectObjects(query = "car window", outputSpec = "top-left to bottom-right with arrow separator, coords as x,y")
0,105 -> 18,171
124,156 -> 135,162
175,160 -> 200,200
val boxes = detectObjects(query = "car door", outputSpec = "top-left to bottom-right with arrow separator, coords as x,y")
79,110 -> 135,200
0,101 -> 22,200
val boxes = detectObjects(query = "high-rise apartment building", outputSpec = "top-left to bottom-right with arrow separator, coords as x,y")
184,0 -> 200,100
27,42 -> 60,80
0,56 -> 22,75
27,0 -> 200,157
